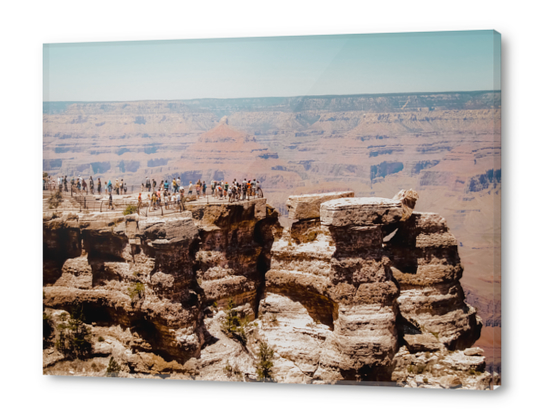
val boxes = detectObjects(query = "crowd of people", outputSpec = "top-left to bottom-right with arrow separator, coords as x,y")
43,174 -> 128,196
44,174 -> 264,211
138,177 -> 264,210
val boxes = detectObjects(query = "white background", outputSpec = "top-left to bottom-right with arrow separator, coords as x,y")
0,1 -> 538,418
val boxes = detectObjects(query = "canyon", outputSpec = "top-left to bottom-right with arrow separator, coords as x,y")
43,190 -> 496,389
43,91 -> 501,374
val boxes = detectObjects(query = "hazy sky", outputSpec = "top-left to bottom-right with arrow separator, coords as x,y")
43,30 -> 500,102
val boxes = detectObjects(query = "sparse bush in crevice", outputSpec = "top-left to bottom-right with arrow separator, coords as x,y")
48,190 -> 63,209
270,313 -> 279,326
223,360 -> 243,380
123,204 -> 138,215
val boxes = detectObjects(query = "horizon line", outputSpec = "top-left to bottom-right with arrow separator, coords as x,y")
43,89 -> 501,104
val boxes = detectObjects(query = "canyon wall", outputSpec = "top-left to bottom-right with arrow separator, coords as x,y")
43,191 -> 494,389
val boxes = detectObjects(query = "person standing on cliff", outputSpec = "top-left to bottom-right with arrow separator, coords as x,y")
97,178 -> 101,194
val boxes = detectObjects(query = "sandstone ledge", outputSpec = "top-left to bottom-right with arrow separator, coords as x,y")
321,197 -> 403,227
286,191 -> 354,220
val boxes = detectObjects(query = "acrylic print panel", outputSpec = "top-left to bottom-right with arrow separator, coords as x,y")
42,30 -> 501,389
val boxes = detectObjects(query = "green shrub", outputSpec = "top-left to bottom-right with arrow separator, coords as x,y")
123,204 -> 138,215
106,357 -> 121,377
416,364 -> 427,374
98,336 -> 105,342
48,190 -> 63,209
256,341 -> 274,382
223,361 -> 242,380
221,299 -> 249,345
306,230 -> 318,242
55,305 -> 92,360
43,312 -> 54,348
468,368 -> 482,376
127,282 -> 145,301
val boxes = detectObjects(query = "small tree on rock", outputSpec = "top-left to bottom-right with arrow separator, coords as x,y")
55,305 -> 92,360
256,340 -> 274,382
106,357 -> 121,377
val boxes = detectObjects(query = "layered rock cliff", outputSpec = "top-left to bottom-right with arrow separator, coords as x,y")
43,190 -> 495,389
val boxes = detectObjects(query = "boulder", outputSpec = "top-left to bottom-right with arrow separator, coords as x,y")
393,189 -> 419,221
286,191 -> 354,220
321,197 -> 403,227
404,333 -> 443,353
464,347 -> 485,357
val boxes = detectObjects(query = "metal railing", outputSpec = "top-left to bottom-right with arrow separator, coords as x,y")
66,193 -> 190,216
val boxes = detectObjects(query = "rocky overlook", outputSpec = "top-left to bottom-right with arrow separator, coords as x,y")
43,190 -> 496,389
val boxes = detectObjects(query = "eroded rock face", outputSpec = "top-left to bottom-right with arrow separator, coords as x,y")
43,213 -> 81,284
384,212 -> 482,350
259,192 -> 484,384
43,199 -> 280,364
267,196 -> 401,382
190,199 -> 280,315
43,191 -> 491,389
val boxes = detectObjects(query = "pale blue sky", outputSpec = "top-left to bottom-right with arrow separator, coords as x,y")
43,30 -> 501,102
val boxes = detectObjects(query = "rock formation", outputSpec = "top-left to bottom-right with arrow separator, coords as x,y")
43,190 -> 495,389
